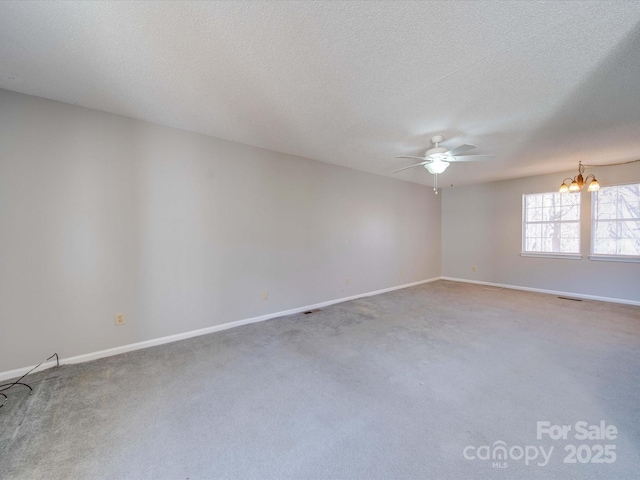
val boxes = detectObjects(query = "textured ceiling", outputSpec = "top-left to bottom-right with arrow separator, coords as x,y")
1,1 -> 640,187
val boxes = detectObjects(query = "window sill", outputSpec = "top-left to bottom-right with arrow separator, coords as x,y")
520,252 -> 583,260
589,255 -> 640,264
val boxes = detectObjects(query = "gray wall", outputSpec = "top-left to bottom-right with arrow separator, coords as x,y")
442,163 -> 640,302
0,90 -> 441,372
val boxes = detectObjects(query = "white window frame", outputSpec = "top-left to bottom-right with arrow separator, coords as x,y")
521,192 -> 582,259
589,182 -> 640,263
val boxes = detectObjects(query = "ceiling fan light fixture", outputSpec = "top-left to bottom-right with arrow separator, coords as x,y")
425,159 -> 450,174
391,135 -> 492,184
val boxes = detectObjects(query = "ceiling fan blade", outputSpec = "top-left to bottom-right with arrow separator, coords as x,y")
392,160 -> 430,173
395,156 -> 428,161
448,144 -> 476,156
451,154 -> 495,162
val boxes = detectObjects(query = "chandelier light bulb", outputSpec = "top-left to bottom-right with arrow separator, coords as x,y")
588,178 -> 600,192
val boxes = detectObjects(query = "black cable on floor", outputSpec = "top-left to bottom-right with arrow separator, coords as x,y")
0,353 -> 59,408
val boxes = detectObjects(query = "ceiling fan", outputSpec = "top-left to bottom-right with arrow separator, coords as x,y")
392,135 -> 493,175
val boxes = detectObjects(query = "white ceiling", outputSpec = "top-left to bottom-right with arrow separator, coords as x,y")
1,1 -> 640,187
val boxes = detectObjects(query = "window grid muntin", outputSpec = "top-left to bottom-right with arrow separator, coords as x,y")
523,192 -> 581,254
592,183 -> 640,257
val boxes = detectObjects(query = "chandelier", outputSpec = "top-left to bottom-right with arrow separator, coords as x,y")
559,162 -> 600,193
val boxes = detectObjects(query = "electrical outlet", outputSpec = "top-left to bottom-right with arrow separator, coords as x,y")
262,290 -> 269,300
472,266 -> 477,272
115,313 -> 125,326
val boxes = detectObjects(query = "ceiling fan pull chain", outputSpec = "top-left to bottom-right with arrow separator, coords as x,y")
434,173 -> 438,194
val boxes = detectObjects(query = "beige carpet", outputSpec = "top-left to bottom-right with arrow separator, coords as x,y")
1,280 -> 639,479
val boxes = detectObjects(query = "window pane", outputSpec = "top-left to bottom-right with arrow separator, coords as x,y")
620,220 -> 640,235
594,238 -> 616,255
526,224 -> 541,239
619,239 -> 640,256
598,187 -> 618,204
542,222 -> 557,239
523,192 -> 581,254
542,193 -> 552,207
618,184 -> 640,200
564,193 -> 580,206
618,200 -> 640,220
526,207 -> 542,222
596,201 -> 618,220
561,204 -> 580,221
526,237 -> 540,252
595,222 -> 615,239
561,237 -> 579,253
560,222 -> 579,238
592,183 -> 640,256
526,194 -> 542,209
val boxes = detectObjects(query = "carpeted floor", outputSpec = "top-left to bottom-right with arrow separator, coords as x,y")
1,280 -> 639,479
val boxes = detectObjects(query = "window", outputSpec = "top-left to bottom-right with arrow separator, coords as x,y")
592,183 -> 640,258
522,192 -> 581,255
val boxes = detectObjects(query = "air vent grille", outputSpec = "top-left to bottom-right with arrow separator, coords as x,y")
558,296 -> 582,302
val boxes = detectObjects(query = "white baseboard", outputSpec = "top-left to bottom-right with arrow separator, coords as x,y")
0,277 -> 440,382
441,276 -> 640,306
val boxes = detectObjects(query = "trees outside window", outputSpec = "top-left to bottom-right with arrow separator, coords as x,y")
523,192 -> 581,254
592,183 -> 640,257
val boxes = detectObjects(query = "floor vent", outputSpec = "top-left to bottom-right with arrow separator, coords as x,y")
558,296 -> 582,302
303,309 -> 321,315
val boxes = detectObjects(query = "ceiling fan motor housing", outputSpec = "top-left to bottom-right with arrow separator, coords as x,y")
425,145 -> 449,160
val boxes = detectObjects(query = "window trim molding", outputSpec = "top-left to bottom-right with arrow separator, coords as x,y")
520,252 -> 583,260
588,255 -> 640,264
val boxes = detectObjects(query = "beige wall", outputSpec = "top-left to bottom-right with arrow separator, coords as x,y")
0,89 -> 441,372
